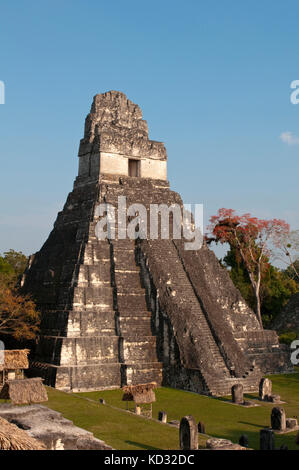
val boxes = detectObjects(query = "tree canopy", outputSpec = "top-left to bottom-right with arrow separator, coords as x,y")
207,208 -> 295,327
0,250 -> 39,341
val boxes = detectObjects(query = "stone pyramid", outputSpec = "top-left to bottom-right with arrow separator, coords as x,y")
22,91 -> 292,395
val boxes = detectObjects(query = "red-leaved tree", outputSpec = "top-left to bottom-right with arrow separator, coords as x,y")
207,208 -> 290,326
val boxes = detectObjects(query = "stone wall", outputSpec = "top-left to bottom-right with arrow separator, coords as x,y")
77,91 -> 167,180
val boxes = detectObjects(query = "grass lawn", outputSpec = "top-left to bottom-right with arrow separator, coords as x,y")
74,369 -> 299,450
1,369 -> 298,450
44,387 -> 207,450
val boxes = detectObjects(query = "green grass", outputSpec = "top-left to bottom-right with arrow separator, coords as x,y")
1,369 -> 298,450
45,387 -> 208,450
73,369 -> 299,450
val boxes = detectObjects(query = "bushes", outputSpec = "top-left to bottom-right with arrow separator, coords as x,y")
279,331 -> 298,345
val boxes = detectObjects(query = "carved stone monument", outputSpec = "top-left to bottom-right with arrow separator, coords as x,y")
22,91 -> 292,395
259,378 -> 272,401
260,428 -> 275,450
271,407 -> 286,432
179,415 -> 198,450
232,384 -> 244,404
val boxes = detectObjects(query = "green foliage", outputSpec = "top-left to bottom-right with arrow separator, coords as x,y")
0,249 -> 28,289
260,266 -> 299,326
283,259 -> 299,283
279,331 -> 298,345
2,249 -> 27,277
0,249 -> 39,341
71,371 -> 299,450
223,248 -> 299,327
0,258 -> 16,288
0,257 -> 14,275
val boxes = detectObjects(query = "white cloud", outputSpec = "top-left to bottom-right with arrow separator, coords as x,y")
280,131 -> 299,146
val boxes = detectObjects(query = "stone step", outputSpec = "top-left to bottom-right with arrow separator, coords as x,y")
29,361 -> 122,392
114,271 -> 142,289
117,293 -> 148,311
111,240 -> 136,251
117,309 -> 151,317
118,315 -> 152,330
113,251 -> 138,268
73,286 -> 113,309
83,241 -> 111,263
36,335 -> 122,367
122,337 -> 158,362
77,264 -> 111,285
124,362 -> 163,386
41,309 -> 117,337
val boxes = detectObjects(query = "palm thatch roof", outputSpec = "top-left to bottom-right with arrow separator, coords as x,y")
0,416 -> 46,450
0,349 -> 29,371
122,382 -> 157,404
0,378 -> 48,405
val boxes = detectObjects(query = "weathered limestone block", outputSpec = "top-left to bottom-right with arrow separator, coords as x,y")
286,418 -> 297,429
259,378 -> 272,401
169,420 -> 180,428
232,384 -> 244,404
197,421 -> 206,434
260,428 -> 275,450
271,407 -> 286,431
179,416 -> 198,450
268,394 -> 281,403
0,405 -> 112,450
158,411 -> 167,423
206,438 -> 247,450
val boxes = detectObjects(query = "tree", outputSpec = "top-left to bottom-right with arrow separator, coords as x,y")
2,249 -> 28,278
0,250 -> 28,289
207,208 -> 290,326
0,249 -> 39,341
273,230 -> 299,282
284,259 -> 299,283
260,265 -> 298,326
221,247 -> 298,327
0,280 -> 40,340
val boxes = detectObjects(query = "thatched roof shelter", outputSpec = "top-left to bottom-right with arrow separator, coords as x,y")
122,382 -> 157,404
0,416 -> 46,450
0,349 -> 29,371
0,377 -> 48,405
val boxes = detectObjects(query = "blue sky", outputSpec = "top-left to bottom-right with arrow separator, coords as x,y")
0,0 -> 299,259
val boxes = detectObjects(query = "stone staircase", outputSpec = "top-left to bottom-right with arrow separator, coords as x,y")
112,239 -> 162,389
100,174 -> 264,396
140,239 -> 262,396
105,211 -> 163,386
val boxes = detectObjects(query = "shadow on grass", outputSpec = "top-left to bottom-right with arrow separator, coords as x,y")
238,421 -> 265,428
125,441 -> 162,450
244,394 -> 259,401
210,428 -> 262,450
